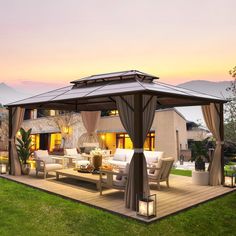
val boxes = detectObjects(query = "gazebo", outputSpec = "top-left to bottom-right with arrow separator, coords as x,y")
7,70 -> 226,210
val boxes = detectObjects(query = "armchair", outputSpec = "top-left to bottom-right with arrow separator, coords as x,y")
148,157 -> 174,190
34,150 -> 63,179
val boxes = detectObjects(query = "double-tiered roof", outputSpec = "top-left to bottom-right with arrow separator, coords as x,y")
7,70 -> 226,111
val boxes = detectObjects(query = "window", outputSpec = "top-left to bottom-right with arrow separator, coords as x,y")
101,110 -> 119,117
37,109 -> 50,118
116,132 -> 155,151
30,134 -> 40,151
49,133 -> 62,151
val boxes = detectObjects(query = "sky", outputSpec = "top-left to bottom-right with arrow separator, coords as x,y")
0,0 -> 235,94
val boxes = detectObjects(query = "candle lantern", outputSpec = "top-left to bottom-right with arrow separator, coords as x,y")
136,193 -> 157,219
224,171 -> 236,188
0,164 -> 7,174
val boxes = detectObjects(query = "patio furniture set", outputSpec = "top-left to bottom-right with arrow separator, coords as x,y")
34,147 -> 174,193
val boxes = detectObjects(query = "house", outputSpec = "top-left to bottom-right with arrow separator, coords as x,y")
187,121 -> 211,146
21,108 -> 188,160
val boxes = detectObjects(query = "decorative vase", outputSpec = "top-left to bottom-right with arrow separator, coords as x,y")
21,163 -> 31,175
92,155 -> 102,170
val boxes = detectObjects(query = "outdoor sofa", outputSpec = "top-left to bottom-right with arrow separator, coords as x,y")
107,148 -> 164,168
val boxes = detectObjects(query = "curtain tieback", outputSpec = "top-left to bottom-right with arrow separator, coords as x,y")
216,141 -> 224,145
134,148 -> 143,153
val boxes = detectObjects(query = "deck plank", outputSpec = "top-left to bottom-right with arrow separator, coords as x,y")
1,171 -> 234,223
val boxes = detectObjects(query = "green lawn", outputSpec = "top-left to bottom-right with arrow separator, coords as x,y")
171,169 -> 192,177
0,178 -> 235,236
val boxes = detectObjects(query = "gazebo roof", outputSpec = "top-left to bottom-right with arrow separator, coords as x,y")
7,70 -> 227,111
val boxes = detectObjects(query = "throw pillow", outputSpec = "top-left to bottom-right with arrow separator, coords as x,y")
113,153 -> 126,162
116,170 -> 124,181
148,163 -> 157,175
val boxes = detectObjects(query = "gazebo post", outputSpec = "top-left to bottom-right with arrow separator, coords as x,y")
219,103 -> 224,184
132,93 -> 144,210
8,107 -> 12,175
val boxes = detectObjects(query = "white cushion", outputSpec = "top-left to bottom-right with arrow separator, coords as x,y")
113,153 -> 126,162
45,163 -> 63,171
107,160 -> 128,169
38,155 -> 54,164
114,148 -> 134,163
64,148 -> 78,156
124,150 -> 134,163
148,163 -> 159,177
144,151 -> 158,164
34,150 -> 49,159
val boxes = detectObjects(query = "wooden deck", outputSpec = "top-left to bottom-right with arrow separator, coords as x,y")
1,171 -> 235,223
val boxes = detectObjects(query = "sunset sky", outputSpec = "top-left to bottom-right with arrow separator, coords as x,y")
0,0 -> 235,93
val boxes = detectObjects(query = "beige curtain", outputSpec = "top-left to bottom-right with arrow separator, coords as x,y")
78,111 -> 101,146
116,94 -> 156,209
202,103 -> 222,185
9,107 -> 25,175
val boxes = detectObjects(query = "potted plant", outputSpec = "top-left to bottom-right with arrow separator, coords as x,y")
190,140 -> 209,171
16,128 -> 33,175
90,148 -> 103,171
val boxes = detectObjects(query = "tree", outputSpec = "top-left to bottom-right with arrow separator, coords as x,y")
53,111 -> 81,148
224,66 -> 236,143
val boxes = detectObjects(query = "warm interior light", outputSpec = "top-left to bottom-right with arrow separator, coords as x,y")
138,199 -> 154,216
0,164 -> 7,174
63,127 -> 70,134
224,176 -> 235,187
101,134 -> 105,140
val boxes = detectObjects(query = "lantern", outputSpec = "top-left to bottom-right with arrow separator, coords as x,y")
224,171 -> 236,188
0,164 -> 7,174
137,193 -> 157,218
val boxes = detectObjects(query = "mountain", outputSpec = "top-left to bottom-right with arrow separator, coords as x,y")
175,80 -> 232,124
0,83 -> 30,106
178,80 -> 231,99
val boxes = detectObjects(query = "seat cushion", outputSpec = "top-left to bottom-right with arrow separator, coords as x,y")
144,151 -> 164,164
45,163 -> 63,171
148,163 -> 159,177
107,160 -> 128,168
34,150 -> 49,159
37,155 -> 54,164
113,153 -> 126,162
64,148 -> 78,156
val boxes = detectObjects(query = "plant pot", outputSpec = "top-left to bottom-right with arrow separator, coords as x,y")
195,160 -> 205,171
92,155 -> 102,170
21,163 -> 31,175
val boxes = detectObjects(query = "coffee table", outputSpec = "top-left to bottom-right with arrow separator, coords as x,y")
55,168 -> 100,190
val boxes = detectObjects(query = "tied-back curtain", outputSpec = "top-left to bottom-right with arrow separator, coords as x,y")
115,94 -> 156,209
202,103 -> 222,185
9,107 -> 25,175
78,111 -> 101,146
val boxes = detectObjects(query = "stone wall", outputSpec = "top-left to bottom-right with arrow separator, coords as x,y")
22,113 -> 86,149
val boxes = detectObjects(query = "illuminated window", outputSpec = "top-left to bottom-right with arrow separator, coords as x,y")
109,110 -> 119,116
116,132 -> 155,150
49,133 -> 62,151
30,134 -> 40,151
50,110 -> 56,116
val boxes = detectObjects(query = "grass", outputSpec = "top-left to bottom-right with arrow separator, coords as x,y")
0,178 -> 235,236
171,169 -> 192,177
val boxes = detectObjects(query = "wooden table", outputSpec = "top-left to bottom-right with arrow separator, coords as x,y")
55,168 -> 100,190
